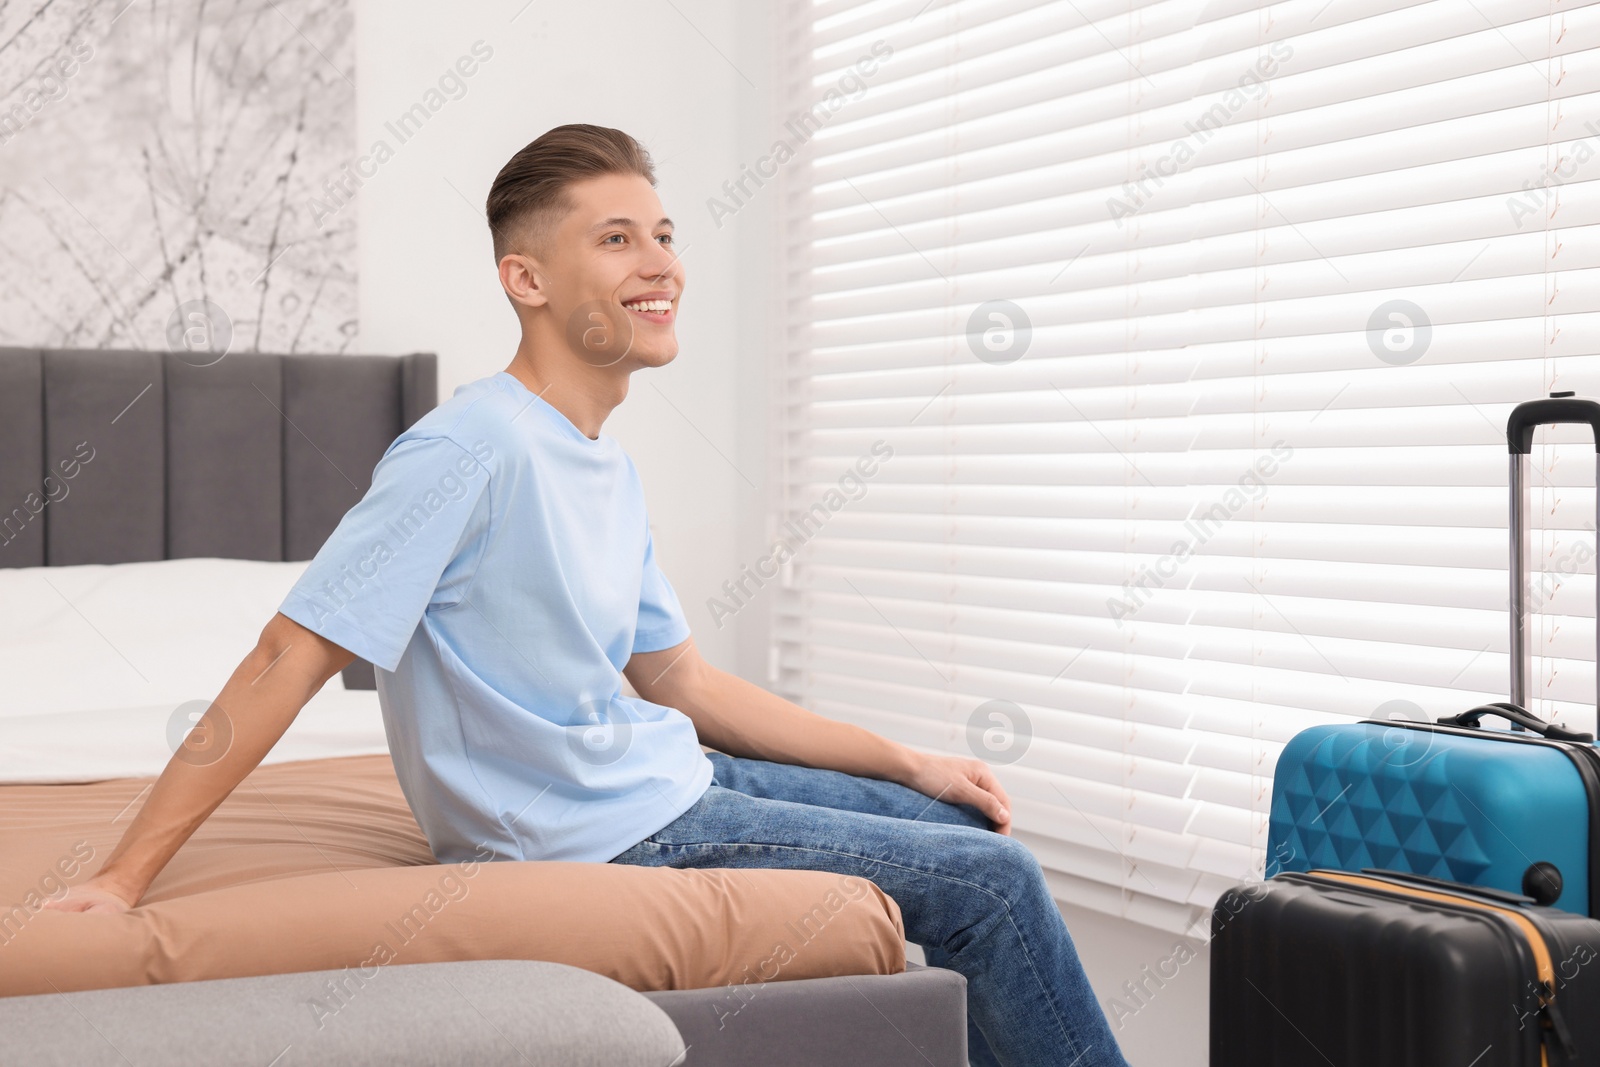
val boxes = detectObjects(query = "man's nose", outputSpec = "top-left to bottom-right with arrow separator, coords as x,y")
644,243 -> 683,285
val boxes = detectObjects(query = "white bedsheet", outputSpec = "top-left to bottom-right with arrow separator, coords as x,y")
0,686 -> 388,784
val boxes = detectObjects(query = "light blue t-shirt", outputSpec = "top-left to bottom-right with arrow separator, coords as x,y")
278,371 -> 713,864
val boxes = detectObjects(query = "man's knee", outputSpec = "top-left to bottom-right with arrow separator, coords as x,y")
967,831 -> 1046,886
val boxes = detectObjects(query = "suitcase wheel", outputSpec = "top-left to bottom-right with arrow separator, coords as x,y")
1522,861 -> 1564,906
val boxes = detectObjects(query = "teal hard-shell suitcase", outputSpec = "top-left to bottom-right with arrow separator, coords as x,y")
1268,394 -> 1600,916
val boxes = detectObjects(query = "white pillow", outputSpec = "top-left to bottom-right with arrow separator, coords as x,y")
0,558 -> 314,718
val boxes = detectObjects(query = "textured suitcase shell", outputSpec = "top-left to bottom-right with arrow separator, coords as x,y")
1210,871 -> 1600,1067
1270,721 -> 1600,915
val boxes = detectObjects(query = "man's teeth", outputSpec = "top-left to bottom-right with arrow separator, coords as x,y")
622,299 -> 672,313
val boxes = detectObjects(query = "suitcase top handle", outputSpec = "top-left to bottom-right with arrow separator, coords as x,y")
1507,392 -> 1600,453
1437,702 -> 1595,743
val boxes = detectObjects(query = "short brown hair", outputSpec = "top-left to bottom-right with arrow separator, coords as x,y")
485,124 -> 656,262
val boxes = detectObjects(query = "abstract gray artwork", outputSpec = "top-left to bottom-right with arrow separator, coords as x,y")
0,0 -> 356,354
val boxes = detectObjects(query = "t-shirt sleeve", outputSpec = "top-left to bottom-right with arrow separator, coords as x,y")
633,523 -> 691,655
278,434 -> 493,673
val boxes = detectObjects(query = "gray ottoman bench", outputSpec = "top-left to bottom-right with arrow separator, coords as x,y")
0,960 -> 968,1066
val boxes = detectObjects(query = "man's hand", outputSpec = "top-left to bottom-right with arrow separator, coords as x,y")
41,878 -> 135,916
900,751 -> 1014,835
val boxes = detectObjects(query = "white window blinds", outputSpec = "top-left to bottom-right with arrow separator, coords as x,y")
770,0 -> 1600,935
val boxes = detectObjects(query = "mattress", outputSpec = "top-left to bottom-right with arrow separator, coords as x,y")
0,753 -> 907,997
0,557 -> 393,783
0,686 -> 387,784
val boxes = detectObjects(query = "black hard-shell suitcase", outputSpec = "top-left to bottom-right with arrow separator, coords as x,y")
1210,869 -> 1600,1066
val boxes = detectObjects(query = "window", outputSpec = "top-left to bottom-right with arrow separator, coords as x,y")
770,0 -> 1599,933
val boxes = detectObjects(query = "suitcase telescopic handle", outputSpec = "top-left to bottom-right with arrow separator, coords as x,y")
1436,702 -> 1595,743
1505,393 -> 1600,713
1506,394 -> 1600,455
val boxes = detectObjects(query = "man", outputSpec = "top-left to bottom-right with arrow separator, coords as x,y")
48,125 -> 1128,1067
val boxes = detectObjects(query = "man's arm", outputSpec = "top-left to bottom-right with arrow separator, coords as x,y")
43,612 -> 354,914
625,638 -> 1013,834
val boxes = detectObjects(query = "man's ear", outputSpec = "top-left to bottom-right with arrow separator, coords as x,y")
499,252 -> 550,311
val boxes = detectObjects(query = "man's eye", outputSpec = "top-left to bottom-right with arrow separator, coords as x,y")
657,233 -> 674,246
605,234 -> 625,245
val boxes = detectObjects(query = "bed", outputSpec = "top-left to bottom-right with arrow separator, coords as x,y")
0,347 -> 968,1066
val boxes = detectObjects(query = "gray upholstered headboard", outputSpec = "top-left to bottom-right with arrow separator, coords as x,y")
0,348 -> 438,688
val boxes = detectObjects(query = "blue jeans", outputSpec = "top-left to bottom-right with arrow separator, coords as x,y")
610,752 -> 1130,1067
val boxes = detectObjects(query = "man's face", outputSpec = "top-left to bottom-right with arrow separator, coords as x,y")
535,172 -> 684,371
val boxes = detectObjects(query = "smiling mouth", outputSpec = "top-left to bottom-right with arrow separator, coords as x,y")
620,298 -> 674,322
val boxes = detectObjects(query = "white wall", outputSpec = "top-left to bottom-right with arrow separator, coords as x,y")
1061,901 -> 1209,1067
353,4 -> 1207,1063
353,0 -> 775,674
